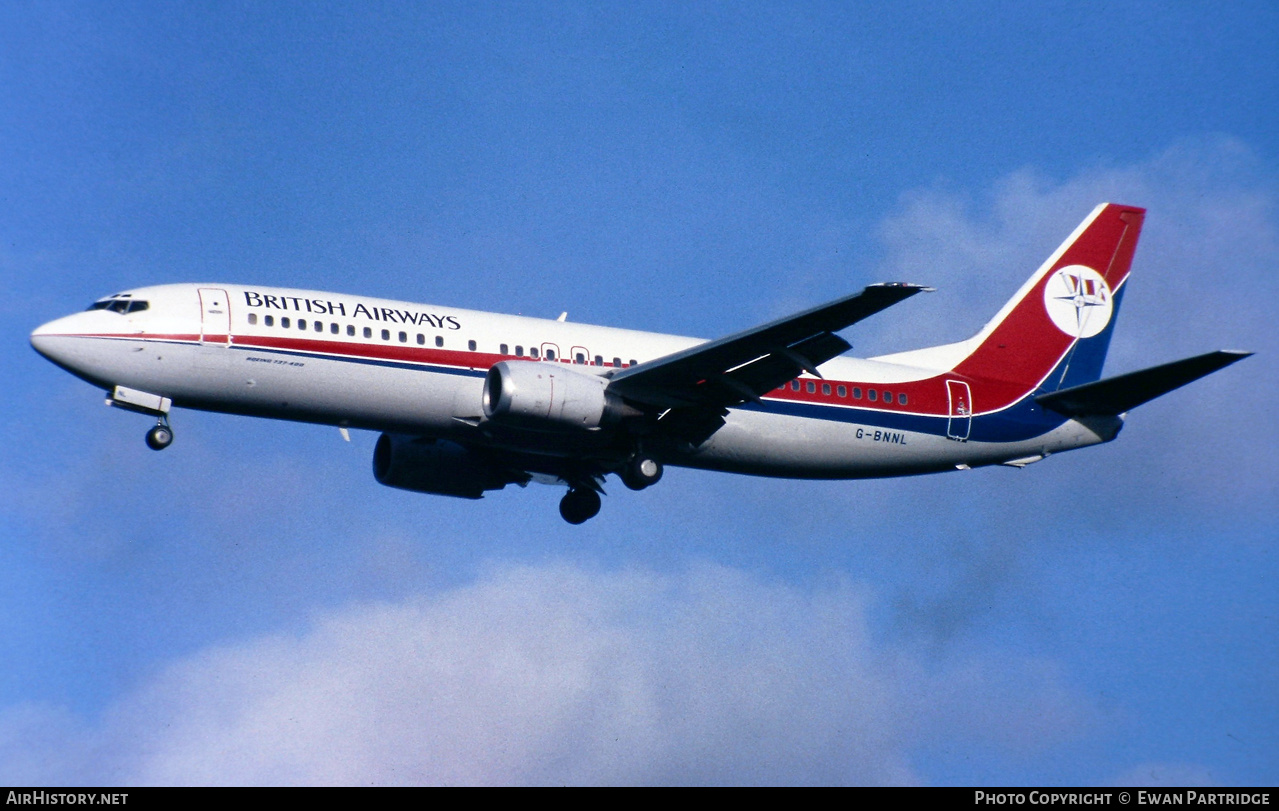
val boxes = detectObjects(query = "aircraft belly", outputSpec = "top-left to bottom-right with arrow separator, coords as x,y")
674,408 -> 1112,479
679,409 -> 954,478
51,336 -> 1116,477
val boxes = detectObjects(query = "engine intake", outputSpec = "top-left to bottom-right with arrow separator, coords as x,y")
373,433 -> 515,499
483,360 -> 638,430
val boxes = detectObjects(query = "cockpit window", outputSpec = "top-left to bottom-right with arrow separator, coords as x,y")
87,298 -> 148,314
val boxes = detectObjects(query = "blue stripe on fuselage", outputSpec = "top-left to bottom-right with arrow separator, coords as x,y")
749,395 -> 1069,443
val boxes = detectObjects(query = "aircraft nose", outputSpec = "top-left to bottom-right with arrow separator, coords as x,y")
31,318 -> 59,359
30,314 -> 86,366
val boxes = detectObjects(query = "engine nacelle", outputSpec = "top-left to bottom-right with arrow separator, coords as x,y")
483,361 -> 638,430
372,433 -> 515,499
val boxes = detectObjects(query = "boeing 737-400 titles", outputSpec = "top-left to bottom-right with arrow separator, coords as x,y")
31,203 -> 1250,523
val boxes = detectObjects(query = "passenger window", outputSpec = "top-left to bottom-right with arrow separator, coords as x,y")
806,381 -> 816,393
822,383 -> 831,395
416,334 -> 424,345
315,322 -> 324,333
546,349 -> 556,360
398,331 -> 407,343
852,387 -> 861,399
868,389 -> 877,402
298,319 -> 307,330
282,317 -> 291,328
629,359 -> 637,367
516,345 -> 524,357
469,340 -> 477,351
837,385 -> 847,398
330,323 -> 338,334
381,329 -> 390,341
500,344 -> 509,355
530,347 -> 539,359
594,355 -> 603,366
363,327 -> 372,338
898,393 -> 908,405
575,353 -> 585,364
612,357 -> 622,368
884,392 -> 893,404
435,336 -> 443,347
264,315 -> 274,327
248,313 -> 258,325
791,380 -> 800,391
347,325 -> 355,336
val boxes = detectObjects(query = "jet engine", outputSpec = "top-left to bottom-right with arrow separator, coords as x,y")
482,361 -> 639,430
372,433 -> 516,499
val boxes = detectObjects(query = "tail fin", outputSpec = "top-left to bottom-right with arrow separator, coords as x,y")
950,203 -> 1146,393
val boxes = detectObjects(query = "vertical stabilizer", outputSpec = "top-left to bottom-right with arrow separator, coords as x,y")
949,203 -> 1145,394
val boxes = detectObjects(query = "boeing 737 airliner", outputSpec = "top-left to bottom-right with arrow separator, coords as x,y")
31,203 -> 1250,523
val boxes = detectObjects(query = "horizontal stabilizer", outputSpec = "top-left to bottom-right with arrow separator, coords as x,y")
1036,350 -> 1252,417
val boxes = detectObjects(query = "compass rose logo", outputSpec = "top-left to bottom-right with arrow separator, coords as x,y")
1043,264 -> 1113,338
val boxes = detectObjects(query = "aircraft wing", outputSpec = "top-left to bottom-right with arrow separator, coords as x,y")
607,283 -> 931,410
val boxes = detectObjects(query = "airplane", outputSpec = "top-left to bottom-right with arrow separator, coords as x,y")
30,203 -> 1250,524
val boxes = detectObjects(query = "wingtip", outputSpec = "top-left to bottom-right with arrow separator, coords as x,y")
869,282 -> 935,292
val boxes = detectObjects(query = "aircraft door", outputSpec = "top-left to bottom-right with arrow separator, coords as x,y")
946,380 -> 972,441
198,288 -> 232,346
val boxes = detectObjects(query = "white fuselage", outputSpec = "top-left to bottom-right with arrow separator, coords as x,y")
30,283 -> 1116,481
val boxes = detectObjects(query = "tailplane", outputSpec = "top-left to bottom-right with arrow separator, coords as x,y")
1035,350 -> 1252,417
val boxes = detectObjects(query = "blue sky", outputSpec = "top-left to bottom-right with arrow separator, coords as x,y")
1,1 -> 1276,786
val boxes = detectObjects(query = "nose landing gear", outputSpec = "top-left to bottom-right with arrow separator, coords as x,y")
145,415 -> 173,451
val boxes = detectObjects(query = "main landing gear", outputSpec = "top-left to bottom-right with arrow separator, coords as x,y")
621,453 -> 663,491
559,488 -> 601,525
557,452 -> 664,525
145,415 -> 174,451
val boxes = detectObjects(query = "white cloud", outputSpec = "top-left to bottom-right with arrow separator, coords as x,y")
858,136 -> 1278,516
0,562 -> 1090,786
868,136 -> 1277,355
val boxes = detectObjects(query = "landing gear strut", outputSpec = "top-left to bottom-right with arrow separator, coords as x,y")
145,415 -> 173,451
559,488 -> 602,525
621,453 -> 663,491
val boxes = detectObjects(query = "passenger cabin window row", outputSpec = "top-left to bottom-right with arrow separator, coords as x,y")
245,312 -> 640,367
784,379 -> 908,406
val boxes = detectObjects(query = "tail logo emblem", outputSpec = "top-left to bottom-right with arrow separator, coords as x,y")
1044,265 -> 1113,338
